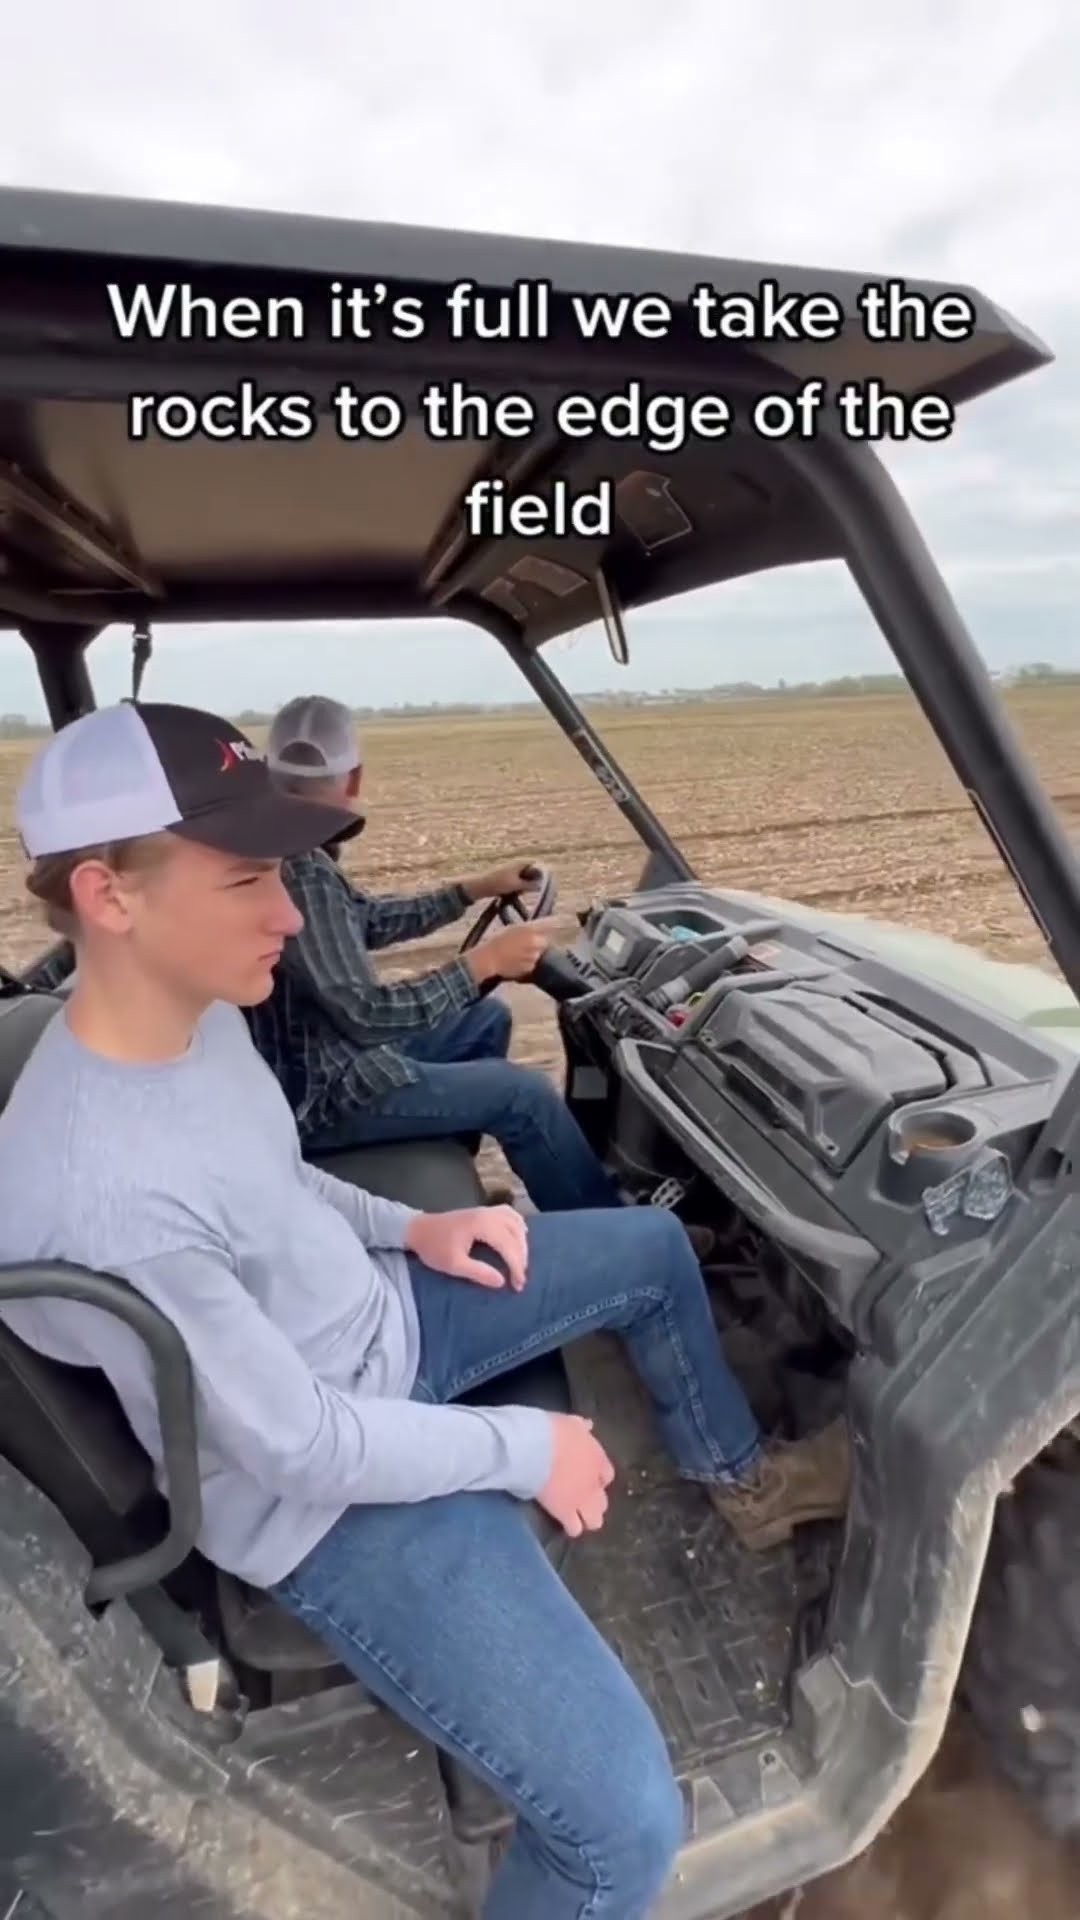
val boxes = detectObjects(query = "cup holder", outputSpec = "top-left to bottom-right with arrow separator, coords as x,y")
884,1106 -> 981,1207
889,1109 -> 978,1164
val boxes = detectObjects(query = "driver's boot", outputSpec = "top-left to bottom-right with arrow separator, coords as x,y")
684,1223 -> 717,1264
484,1182 -> 517,1206
707,1418 -> 851,1552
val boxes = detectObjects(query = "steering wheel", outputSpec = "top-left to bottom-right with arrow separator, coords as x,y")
458,864 -> 557,954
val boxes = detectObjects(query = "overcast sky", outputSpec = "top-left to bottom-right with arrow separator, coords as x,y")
0,0 -> 1077,714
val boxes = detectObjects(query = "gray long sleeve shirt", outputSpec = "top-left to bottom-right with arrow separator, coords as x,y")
0,1000 -> 553,1587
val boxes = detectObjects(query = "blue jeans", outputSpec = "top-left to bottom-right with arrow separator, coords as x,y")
398,994 -> 514,1065
304,997 -> 624,1214
269,1206 -> 763,1919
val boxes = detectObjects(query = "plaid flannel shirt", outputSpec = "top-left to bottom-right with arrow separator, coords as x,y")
244,848 -> 479,1133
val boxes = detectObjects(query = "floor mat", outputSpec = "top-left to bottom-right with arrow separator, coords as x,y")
560,1333 -> 842,1789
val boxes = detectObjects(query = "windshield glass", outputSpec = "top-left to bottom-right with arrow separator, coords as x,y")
4,600 -> 1077,1002
565,572 -> 1079,979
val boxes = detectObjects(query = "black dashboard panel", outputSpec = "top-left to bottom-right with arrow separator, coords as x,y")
561,883 -> 1074,1332
688,983 -> 951,1171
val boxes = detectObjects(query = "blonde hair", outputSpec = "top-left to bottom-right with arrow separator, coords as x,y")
25,833 -> 176,940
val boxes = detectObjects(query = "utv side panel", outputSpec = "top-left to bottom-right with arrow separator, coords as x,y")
0,1461 -> 457,1918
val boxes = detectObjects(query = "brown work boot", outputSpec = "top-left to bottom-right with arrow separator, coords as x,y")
484,1183 -> 517,1207
683,1222 -> 717,1263
707,1418 -> 851,1551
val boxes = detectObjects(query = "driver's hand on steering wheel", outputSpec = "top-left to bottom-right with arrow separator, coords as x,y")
462,858 -> 539,903
463,917 -> 559,987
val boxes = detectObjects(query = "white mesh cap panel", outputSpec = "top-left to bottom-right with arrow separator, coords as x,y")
15,705 -> 183,857
266,695 -> 360,779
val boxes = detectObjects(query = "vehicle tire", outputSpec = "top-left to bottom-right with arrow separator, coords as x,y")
960,1430 -> 1080,1837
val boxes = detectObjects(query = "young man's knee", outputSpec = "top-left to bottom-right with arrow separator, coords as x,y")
594,1746 -> 685,1897
632,1762 -> 685,1878
610,1200 -> 695,1264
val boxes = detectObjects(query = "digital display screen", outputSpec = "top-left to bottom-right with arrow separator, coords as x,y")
604,928 -> 627,959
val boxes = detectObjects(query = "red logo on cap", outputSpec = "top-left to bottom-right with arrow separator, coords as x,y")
216,738 -> 263,772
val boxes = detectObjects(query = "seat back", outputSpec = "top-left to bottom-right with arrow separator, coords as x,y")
0,988 -> 63,1109
0,1320 -> 164,1555
0,991 -> 172,1568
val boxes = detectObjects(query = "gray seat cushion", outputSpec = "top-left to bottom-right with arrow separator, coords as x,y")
309,1136 -> 487,1212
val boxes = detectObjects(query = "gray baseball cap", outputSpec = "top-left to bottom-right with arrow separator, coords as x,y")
16,701 -> 356,860
266,695 -> 361,780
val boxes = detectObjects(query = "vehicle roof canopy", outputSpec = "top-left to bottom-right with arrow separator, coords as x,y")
0,185 -> 1053,652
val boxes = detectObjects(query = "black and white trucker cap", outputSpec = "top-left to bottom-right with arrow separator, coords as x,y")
15,702 -> 357,861
265,694 -> 361,780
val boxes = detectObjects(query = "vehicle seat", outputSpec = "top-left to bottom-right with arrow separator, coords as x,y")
0,986 -> 65,1094
0,991 -> 572,1836
309,1135 -> 489,1213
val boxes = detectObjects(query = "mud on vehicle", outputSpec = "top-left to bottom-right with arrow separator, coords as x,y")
0,186 -> 1077,1918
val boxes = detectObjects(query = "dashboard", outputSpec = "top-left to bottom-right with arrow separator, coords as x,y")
556,883 -> 1074,1340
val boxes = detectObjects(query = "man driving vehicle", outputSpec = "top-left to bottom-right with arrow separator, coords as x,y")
262,690 -> 552,1076
249,693 -> 707,1232
0,700 -> 850,1920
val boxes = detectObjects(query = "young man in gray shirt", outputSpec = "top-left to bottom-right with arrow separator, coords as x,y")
0,701 -> 849,1920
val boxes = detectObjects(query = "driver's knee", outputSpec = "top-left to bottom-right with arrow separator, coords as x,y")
502,1061 -> 565,1120
469,992 -> 512,1058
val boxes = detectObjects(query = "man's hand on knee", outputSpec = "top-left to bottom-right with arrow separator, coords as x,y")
404,1204 -> 528,1290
